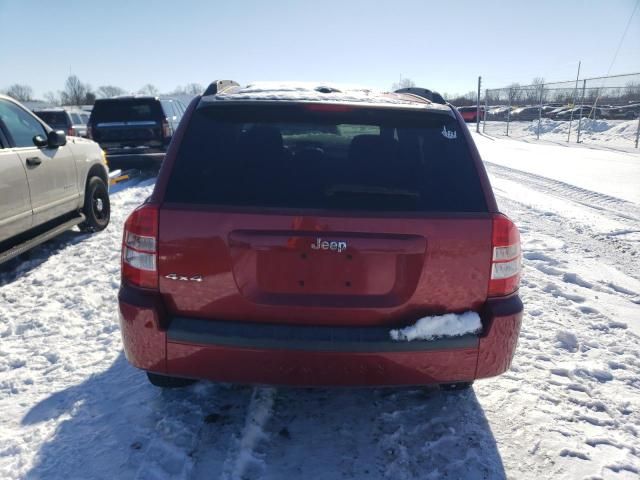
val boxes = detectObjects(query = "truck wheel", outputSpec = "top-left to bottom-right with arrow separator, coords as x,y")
146,372 -> 197,388
79,177 -> 110,232
440,382 -> 474,391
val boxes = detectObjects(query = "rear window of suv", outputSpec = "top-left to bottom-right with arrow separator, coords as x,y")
164,104 -> 487,213
34,111 -> 70,128
91,99 -> 162,123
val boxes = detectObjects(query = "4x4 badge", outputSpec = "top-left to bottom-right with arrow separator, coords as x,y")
165,274 -> 203,282
441,126 -> 457,139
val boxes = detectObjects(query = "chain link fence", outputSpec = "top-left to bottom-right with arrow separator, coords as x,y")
481,73 -> 640,149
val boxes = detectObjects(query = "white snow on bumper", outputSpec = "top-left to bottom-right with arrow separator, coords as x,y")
389,311 -> 482,341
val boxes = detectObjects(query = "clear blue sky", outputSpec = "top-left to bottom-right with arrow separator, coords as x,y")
1,0 -> 638,98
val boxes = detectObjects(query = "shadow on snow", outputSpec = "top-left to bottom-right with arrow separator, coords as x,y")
0,172 -> 157,287
23,352 -> 505,479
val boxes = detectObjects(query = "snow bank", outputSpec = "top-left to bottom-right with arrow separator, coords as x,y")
484,118 -> 639,150
527,118 -> 619,136
390,311 -> 482,341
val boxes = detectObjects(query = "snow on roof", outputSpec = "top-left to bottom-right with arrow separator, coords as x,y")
201,81 -> 451,111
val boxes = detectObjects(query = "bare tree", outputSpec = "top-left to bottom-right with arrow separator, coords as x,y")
524,77 -> 545,104
171,83 -> 203,96
507,83 -> 522,105
391,77 -> 416,91
447,91 -> 477,106
44,91 -> 61,106
97,85 -> 126,98
85,91 -> 96,105
138,84 -> 159,96
623,81 -> 640,103
61,75 -> 93,105
5,84 -> 33,101
184,83 -> 203,95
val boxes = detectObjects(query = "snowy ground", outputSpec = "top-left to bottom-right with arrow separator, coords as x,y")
1,136 -> 639,479
483,118 -> 640,152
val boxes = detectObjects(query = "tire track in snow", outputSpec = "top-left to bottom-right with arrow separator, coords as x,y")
485,161 -> 640,225
494,192 -> 640,282
216,387 -> 276,480
258,388 -> 387,479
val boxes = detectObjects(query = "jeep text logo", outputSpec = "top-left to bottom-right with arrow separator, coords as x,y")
310,238 -> 347,253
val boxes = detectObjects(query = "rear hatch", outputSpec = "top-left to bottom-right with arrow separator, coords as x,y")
158,103 -> 493,327
89,98 -> 164,151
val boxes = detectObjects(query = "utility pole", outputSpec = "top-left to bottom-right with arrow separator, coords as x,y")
567,61 -> 581,143
576,79 -> 587,143
536,83 -> 545,140
476,76 -> 482,133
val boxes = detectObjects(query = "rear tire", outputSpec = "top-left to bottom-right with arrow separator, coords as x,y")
440,381 -> 474,391
78,177 -> 110,232
146,372 -> 197,388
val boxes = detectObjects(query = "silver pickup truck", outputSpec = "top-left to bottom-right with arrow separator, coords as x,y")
0,95 -> 110,265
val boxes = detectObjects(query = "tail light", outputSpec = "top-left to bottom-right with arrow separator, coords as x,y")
162,118 -> 172,139
489,213 -> 521,297
86,124 -> 93,139
68,127 -> 75,136
122,204 -> 159,289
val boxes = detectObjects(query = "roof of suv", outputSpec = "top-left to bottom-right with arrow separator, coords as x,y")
200,82 -> 453,113
32,107 -> 67,113
99,95 -> 183,101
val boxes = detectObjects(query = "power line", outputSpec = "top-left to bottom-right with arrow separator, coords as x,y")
591,0 -> 639,112
606,0 -> 639,77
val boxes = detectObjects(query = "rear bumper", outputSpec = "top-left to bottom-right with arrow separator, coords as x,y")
118,285 -> 522,387
104,151 -> 165,168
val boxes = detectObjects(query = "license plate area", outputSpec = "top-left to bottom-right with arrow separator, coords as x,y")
229,231 -> 426,307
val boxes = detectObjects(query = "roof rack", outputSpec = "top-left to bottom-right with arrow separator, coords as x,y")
395,87 -> 446,105
203,80 -> 240,96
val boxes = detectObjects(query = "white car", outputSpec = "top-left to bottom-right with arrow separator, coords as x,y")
0,95 -> 110,264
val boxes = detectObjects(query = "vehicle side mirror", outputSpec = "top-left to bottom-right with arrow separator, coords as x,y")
48,130 -> 67,148
33,135 -> 48,147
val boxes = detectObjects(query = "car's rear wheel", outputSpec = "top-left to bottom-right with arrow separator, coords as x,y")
440,381 -> 474,391
146,372 -> 197,388
78,177 -> 110,232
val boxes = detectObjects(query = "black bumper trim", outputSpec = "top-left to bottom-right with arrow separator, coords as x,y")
167,317 -> 479,353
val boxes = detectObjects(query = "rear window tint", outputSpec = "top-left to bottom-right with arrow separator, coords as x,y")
164,105 -> 487,213
34,111 -> 69,128
91,100 -> 162,123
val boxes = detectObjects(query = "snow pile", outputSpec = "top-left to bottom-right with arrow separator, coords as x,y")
390,311 -> 482,341
526,118 -> 631,136
484,118 -> 639,149
575,118 -> 612,133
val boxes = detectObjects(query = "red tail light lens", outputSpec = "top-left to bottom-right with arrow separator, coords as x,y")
122,204 -> 159,289
489,213 -> 521,297
68,127 -> 75,136
86,124 -> 93,139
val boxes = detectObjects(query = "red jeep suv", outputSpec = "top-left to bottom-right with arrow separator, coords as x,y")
118,81 -> 522,389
